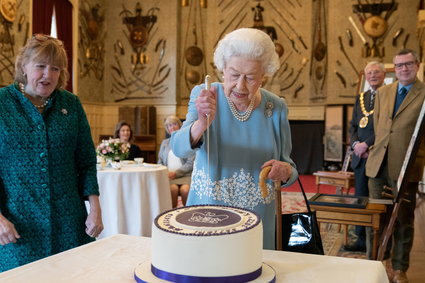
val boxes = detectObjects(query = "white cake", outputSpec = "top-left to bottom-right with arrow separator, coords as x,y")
134,205 -> 276,283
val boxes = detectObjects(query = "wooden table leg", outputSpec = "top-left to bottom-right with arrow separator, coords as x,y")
372,228 -> 378,260
344,225 -> 348,245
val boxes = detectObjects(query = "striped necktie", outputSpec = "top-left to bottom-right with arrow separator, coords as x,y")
393,87 -> 408,117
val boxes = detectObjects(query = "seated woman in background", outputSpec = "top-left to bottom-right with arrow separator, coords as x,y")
114,121 -> 143,160
158,116 -> 195,208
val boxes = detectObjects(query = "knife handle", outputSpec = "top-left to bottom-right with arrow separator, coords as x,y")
204,75 -> 211,91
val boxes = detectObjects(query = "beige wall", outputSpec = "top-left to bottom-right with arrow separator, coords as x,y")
76,0 -> 425,150
2,0 -> 423,151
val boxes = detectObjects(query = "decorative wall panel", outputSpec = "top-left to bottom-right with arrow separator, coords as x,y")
103,0 -> 177,105
0,0 -> 29,86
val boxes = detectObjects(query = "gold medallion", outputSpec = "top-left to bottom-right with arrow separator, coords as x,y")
363,16 -> 387,38
359,116 -> 369,128
0,0 -> 17,22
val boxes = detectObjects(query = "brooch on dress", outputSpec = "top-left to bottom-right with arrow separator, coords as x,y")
264,101 -> 273,118
61,109 -> 68,115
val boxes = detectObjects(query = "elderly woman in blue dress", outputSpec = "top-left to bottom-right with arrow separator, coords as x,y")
158,115 -> 195,208
171,28 -> 298,250
0,34 -> 103,271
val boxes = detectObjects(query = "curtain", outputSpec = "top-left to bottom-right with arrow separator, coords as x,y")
54,0 -> 73,92
32,0 -> 54,34
290,121 -> 324,174
32,0 -> 73,92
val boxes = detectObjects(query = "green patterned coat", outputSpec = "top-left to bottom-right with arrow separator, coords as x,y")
0,83 -> 99,272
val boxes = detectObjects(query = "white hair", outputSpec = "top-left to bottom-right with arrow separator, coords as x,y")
213,28 -> 280,76
364,61 -> 385,73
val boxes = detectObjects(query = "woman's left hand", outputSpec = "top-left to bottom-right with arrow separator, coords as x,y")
261,159 -> 292,183
85,195 -> 104,238
168,171 -> 177,179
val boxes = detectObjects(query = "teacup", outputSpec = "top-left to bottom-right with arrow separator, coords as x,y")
134,157 -> 144,164
111,161 -> 122,170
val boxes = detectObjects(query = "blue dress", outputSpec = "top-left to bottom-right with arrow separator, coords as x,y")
171,83 -> 298,249
0,83 -> 99,271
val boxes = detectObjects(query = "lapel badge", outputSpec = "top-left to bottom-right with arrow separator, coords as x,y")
61,108 -> 68,115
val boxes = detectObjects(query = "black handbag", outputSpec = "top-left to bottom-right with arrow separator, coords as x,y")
279,178 -> 324,255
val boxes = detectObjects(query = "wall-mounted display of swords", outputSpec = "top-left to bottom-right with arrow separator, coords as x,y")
79,2 -> 105,80
207,0 -> 308,101
175,0 -> 419,107
111,2 -> 171,102
351,0 -> 398,58
180,0 -> 208,98
0,0 -> 26,86
251,2 -> 284,58
310,0 -> 327,101
267,0 -> 308,100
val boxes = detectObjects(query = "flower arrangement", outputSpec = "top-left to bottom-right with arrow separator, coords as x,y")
96,138 -> 130,161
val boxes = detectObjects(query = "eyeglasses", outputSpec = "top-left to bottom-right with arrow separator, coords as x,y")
394,61 -> 416,69
32,34 -> 63,46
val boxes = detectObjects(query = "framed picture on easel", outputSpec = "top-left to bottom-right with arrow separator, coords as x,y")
324,105 -> 344,162
324,104 -> 353,164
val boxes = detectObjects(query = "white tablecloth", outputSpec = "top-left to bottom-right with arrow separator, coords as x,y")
94,164 -> 172,238
0,234 -> 389,283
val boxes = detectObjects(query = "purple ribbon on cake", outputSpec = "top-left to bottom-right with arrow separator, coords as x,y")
144,264 -> 265,283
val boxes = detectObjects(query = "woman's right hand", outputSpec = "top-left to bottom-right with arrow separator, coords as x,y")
0,213 -> 20,245
190,86 -> 217,145
195,86 -> 217,129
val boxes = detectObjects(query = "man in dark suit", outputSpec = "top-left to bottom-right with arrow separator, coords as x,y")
366,49 -> 425,283
345,62 -> 385,253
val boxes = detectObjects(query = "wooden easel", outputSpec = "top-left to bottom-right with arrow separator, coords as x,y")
341,146 -> 353,172
337,146 -> 354,194
377,100 -> 425,261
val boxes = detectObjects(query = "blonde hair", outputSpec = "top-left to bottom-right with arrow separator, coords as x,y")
15,34 -> 69,89
164,115 -> 182,135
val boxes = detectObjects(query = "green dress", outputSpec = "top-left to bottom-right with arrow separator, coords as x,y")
0,83 -> 99,272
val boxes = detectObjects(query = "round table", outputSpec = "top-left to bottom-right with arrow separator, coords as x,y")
94,163 -> 172,238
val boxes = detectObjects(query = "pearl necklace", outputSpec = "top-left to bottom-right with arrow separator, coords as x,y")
226,95 -> 255,122
19,83 -> 50,109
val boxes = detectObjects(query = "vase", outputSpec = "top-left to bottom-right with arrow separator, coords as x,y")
105,157 -> 122,170
105,158 -> 114,168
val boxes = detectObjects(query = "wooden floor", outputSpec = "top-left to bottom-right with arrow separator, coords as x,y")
407,193 -> 425,283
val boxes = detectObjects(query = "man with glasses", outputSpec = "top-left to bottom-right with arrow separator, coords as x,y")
346,61 -> 385,254
366,49 -> 425,283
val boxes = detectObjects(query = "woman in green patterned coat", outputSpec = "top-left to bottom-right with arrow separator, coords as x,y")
0,34 -> 103,272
